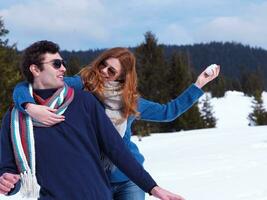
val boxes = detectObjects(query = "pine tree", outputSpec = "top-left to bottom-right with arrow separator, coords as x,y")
133,31 -> 168,135
66,55 -> 82,76
135,31 -> 168,102
241,70 -> 264,97
166,52 -> 192,94
200,94 -> 216,128
209,75 -> 226,97
0,17 -> 9,46
0,17 -> 22,125
162,51 -> 204,131
248,91 -> 267,126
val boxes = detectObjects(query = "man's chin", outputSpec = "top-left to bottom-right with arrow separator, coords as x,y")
57,82 -> 65,88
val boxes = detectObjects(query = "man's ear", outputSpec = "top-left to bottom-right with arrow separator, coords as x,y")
29,64 -> 41,77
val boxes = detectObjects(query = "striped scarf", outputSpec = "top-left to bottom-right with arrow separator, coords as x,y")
10,84 -> 74,198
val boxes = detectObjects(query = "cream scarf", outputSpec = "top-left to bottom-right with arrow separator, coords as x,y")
102,81 -> 127,138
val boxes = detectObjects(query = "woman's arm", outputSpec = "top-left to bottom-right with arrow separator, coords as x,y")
13,81 -> 35,113
139,84 -> 204,121
13,75 -> 83,113
139,65 -> 220,121
64,75 -> 83,90
12,75 -> 83,126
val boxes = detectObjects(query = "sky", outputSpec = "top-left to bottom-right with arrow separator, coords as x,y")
1,91 -> 267,200
1,0 -> 267,51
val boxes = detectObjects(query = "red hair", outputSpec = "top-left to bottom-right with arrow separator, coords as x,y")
79,47 -> 139,119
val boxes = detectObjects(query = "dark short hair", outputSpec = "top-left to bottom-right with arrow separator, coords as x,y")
20,40 -> 60,83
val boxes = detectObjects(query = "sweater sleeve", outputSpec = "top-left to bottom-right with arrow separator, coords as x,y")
12,75 -> 83,113
12,81 -> 35,114
89,96 -> 157,193
139,83 -> 204,121
0,111 -> 21,196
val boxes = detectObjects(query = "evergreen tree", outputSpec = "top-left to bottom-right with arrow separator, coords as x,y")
231,78 -> 242,92
248,91 -> 267,126
66,55 -> 82,76
174,105 -> 205,130
0,17 -> 9,46
162,51 -> 204,131
166,52 -> 192,94
133,31 -> 168,135
200,94 -> 216,128
209,75 -> 226,97
241,70 -> 264,97
0,17 -> 22,125
135,31 -> 168,102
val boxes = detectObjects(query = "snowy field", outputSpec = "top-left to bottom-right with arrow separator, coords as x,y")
139,126 -> 267,200
1,91 -> 267,200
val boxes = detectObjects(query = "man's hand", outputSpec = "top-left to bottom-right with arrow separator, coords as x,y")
26,103 -> 65,126
150,186 -> 185,200
0,173 -> 20,195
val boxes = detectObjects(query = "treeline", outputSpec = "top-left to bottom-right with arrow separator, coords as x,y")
0,17 -> 266,131
61,40 -> 267,99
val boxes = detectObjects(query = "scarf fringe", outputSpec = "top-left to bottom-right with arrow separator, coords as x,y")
20,171 -> 40,198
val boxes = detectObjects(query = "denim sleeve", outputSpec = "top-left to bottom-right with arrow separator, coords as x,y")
139,83 -> 204,121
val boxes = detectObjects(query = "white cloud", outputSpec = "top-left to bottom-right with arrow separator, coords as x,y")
1,0 -> 267,50
157,24 -> 194,45
0,0 -> 112,49
195,1 -> 267,48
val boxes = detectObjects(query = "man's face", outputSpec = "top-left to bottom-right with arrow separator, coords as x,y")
34,53 -> 66,89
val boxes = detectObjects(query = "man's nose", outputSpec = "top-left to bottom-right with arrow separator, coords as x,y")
59,65 -> 66,72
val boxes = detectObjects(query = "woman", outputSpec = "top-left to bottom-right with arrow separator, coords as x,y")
13,47 -> 220,199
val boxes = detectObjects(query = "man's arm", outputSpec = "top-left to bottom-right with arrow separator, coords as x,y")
89,95 -> 184,199
0,111 -> 21,196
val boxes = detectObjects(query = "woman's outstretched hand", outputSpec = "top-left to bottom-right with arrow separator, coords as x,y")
195,64 -> 220,88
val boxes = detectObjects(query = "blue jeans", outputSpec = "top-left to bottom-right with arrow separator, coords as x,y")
111,180 -> 145,200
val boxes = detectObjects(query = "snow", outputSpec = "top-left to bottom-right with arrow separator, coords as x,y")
209,91 -> 253,128
137,126 -> 267,200
1,91 -> 267,200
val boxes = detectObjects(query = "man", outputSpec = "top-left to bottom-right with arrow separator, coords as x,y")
0,40 -> 184,200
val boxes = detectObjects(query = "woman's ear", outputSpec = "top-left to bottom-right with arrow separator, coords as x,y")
29,64 -> 41,77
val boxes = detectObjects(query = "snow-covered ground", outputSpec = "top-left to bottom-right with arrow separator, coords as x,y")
139,126 -> 267,200
1,91 -> 267,200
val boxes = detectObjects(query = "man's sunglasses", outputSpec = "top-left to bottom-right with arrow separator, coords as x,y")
100,61 -> 118,77
41,59 -> 67,69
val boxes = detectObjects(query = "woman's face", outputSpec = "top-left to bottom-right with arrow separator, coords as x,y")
99,58 -> 123,82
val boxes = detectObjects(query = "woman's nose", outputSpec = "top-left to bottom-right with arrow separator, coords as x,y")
101,67 -> 108,75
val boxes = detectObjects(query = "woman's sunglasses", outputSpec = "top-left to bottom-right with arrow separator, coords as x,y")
100,61 -> 118,77
41,59 -> 67,69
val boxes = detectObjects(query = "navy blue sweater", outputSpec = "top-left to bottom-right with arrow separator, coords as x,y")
0,89 -> 156,199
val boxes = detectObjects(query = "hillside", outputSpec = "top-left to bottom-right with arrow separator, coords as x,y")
60,42 -> 267,88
